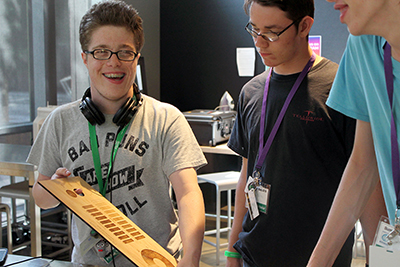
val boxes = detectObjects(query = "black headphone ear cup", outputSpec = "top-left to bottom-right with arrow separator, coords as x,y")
80,97 -> 105,125
80,87 -> 141,127
113,98 -> 137,127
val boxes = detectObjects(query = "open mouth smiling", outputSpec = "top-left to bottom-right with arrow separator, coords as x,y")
103,73 -> 125,80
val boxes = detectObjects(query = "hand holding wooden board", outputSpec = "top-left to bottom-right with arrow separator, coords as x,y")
39,176 -> 177,267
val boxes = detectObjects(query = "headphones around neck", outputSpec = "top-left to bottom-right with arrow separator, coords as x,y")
79,84 -> 142,127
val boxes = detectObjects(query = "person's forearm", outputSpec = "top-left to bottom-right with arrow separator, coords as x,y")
228,170 -> 248,252
169,168 -> 205,266
226,176 -> 247,267
308,164 -> 379,266
360,179 -> 387,264
225,159 -> 248,267
308,120 -> 380,267
176,187 -> 205,265
32,173 -> 60,209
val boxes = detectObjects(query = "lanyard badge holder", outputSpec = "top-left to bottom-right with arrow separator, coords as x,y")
383,42 -> 400,246
369,42 -> 400,266
245,53 -> 316,221
245,171 -> 271,220
371,44 -> 400,264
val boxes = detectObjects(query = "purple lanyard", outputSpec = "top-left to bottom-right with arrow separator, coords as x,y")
255,53 -> 316,172
384,42 -> 400,208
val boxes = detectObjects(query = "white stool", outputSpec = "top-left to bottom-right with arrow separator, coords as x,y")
0,203 -> 13,252
0,181 -> 34,252
0,181 -> 30,223
198,171 -> 240,265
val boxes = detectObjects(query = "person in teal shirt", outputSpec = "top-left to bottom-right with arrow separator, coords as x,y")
328,34 -> 400,224
308,0 -> 400,266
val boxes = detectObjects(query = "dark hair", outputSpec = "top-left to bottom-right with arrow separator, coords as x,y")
244,0 -> 314,27
79,0 -> 144,52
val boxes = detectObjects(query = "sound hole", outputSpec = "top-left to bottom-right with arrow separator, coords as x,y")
66,190 -> 77,198
141,249 -> 175,267
73,188 -> 84,196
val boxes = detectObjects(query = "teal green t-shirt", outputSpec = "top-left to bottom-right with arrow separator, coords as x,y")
327,34 -> 400,224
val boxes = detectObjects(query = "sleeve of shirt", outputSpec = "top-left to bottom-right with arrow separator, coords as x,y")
227,89 -> 248,158
326,35 -> 370,122
27,110 -> 63,177
161,107 -> 207,177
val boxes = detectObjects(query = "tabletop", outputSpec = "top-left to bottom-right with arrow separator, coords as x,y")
4,254 -> 99,267
200,142 -> 238,156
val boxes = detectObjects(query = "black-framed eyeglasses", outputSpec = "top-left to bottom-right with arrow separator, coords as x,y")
84,49 -> 138,61
245,18 -> 300,42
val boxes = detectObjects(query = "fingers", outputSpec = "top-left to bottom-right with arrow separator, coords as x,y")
50,169 -> 83,195
51,168 -> 71,180
74,188 -> 83,195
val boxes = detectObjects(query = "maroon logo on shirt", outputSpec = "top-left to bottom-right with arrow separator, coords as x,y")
292,111 -> 324,124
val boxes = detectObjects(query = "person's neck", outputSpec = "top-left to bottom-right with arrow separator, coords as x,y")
375,5 -> 400,61
386,35 -> 400,62
102,103 -> 123,115
380,32 -> 400,62
392,47 -> 400,62
93,95 -> 130,115
273,47 -> 320,75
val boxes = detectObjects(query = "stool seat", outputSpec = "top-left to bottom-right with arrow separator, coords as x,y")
0,180 -> 29,199
198,171 -> 240,191
198,171 -> 240,265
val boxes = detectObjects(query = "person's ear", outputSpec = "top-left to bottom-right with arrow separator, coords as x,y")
298,16 -> 314,38
81,51 -> 89,67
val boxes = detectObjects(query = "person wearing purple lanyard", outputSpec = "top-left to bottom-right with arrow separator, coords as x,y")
308,1 -> 400,267
224,0 -> 387,266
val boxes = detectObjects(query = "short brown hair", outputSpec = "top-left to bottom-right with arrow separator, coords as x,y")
79,0 -> 144,52
244,0 -> 314,27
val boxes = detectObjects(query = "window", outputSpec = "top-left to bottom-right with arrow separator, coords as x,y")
0,1 -> 32,135
0,0 -> 72,137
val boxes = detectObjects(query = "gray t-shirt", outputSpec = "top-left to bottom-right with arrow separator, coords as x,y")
28,94 -> 207,266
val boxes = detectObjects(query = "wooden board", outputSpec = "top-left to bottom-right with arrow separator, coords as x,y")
39,176 -> 177,267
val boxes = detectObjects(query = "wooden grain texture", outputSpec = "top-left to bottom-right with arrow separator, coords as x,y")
39,176 -> 177,267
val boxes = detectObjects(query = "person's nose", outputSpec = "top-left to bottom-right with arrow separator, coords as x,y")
107,53 -> 122,67
254,35 -> 269,48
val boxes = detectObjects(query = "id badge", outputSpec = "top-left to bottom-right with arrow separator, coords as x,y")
373,216 -> 400,250
94,239 -> 120,264
256,183 -> 271,214
80,234 -> 100,256
80,231 -> 121,263
245,176 -> 259,220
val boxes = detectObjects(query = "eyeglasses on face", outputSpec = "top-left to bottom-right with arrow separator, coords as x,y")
245,18 -> 300,42
84,49 -> 138,61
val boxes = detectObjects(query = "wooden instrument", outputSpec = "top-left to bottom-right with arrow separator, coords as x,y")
39,176 -> 177,267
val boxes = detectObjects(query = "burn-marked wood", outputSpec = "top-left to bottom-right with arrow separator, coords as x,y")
39,176 -> 177,267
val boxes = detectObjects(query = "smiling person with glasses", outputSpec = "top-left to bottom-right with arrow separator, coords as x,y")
28,1 -> 207,266
225,1 -> 357,266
